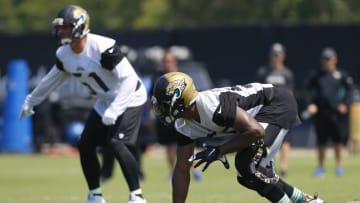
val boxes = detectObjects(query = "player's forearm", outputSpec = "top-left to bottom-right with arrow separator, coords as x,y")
172,169 -> 190,203
25,66 -> 67,106
219,129 -> 263,156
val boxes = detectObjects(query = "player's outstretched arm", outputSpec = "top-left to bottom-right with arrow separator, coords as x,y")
19,66 -> 68,120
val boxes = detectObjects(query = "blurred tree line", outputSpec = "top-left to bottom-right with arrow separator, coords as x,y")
1,0 -> 360,35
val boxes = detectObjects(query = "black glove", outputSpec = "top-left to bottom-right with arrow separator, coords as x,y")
189,146 -> 230,172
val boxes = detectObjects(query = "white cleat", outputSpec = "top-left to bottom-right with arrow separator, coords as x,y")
86,193 -> 106,203
128,193 -> 147,203
306,193 -> 325,203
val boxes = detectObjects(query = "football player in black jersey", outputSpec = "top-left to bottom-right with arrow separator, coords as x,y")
152,72 -> 324,203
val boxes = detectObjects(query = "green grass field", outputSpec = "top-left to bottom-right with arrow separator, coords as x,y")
0,148 -> 359,203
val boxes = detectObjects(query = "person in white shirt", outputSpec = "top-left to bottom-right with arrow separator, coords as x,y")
151,72 -> 325,203
19,5 -> 147,203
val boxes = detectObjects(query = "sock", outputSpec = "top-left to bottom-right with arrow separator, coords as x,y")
90,188 -> 102,195
130,188 -> 143,198
290,187 -> 306,203
130,188 -> 142,195
277,194 -> 292,203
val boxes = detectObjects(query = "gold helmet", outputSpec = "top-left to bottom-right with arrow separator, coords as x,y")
152,72 -> 198,124
52,5 -> 90,45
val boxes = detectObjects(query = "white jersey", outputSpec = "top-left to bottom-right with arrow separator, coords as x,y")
175,83 -> 301,144
25,33 -> 147,118
175,83 -> 274,140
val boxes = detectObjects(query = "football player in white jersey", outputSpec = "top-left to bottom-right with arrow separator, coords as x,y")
19,5 -> 147,203
151,72 -> 325,203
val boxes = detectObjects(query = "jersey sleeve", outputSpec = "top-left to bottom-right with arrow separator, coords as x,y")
212,92 -> 237,127
340,70 -> 355,105
304,71 -> 318,105
55,56 -> 65,71
100,44 -> 125,71
102,57 -> 142,118
25,65 -> 68,106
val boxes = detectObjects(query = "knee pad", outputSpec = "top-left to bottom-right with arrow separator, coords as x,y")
235,146 -> 259,176
235,144 -> 278,183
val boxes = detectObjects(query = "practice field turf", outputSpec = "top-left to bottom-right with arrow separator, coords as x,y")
0,148 -> 359,203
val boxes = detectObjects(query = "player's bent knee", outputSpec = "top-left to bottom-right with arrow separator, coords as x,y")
108,136 -> 128,152
77,137 -> 91,152
235,147 -> 277,198
237,176 -> 274,198
235,147 -> 256,176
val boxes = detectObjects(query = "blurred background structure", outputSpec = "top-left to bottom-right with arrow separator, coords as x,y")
1,0 -> 360,153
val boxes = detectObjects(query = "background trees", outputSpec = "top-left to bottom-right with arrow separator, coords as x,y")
1,0 -> 360,35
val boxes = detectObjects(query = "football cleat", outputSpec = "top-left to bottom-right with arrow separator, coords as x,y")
128,193 -> 147,203
86,193 -> 106,203
305,193 -> 325,203
335,166 -> 344,176
193,169 -> 203,181
313,167 -> 325,177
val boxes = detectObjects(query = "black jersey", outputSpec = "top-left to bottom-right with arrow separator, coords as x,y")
257,65 -> 294,91
305,69 -> 354,112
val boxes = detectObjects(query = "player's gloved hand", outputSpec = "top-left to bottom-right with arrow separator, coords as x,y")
19,103 -> 35,120
102,111 -> 117,126
189,146 -> 230,172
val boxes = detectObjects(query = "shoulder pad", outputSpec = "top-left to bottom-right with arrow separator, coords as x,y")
89,33 -> 116,53
100,44 -> 124,71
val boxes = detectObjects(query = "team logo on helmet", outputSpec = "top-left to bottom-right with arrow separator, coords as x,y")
74,9 -> 87,24
166,78 -> 186,99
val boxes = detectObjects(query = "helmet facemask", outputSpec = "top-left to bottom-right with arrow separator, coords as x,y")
152,94 -> 185,125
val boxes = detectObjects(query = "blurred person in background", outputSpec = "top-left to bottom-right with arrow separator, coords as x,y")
304,47 -> 354,177
19,5 -> 147,203
148,49 -> 203,181
152,72 -> 325,203
257,42 -> 295,177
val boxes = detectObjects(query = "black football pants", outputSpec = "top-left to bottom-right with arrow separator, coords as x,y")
235,124 -> 294,203
77,105 -> 143,191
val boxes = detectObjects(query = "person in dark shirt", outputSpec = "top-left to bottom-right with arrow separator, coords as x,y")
257,43 -> 294,90
257,42 -> 295,177
304,47 -> 354,177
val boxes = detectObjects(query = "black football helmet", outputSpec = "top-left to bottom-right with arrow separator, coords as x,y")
152,72 -> 198,125
52,5 -> 90,45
